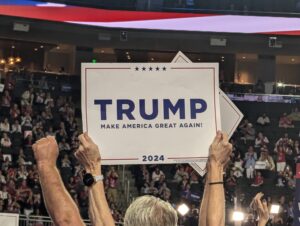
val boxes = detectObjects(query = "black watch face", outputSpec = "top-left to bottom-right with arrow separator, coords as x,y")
83,173 -> 94,186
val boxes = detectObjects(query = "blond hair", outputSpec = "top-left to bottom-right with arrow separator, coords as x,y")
124,195 -> 178,226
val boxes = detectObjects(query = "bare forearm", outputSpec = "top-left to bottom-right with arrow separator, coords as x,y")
207,164 -> 225,226
89,181 -> 115,226
199,172 -> 210,226
89,191 -> 104,226
38,165 -> 84,226
87,166 -> 115,226
258,221 -> 268,226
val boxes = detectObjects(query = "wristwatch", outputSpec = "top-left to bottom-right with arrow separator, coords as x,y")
83,173 -> 104,187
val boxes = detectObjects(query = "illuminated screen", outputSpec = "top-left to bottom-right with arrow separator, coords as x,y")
1,0 -> 300,35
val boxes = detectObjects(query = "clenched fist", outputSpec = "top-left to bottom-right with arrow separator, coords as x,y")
33,136 -> 59,168
75,133 -> 101,174
209,131 -> 232,167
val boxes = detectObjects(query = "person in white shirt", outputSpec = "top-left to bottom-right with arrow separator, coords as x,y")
11,120 -> 22,134
0,118 -> 10,133
152,167 -> 165,182
256,113 -> 270,126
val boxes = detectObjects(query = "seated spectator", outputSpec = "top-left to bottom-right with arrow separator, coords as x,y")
10,104 -> 20,120
106,167 -> 119,204
241,123 -> 256,142
258,149 -> 275,171
279,113 -> 294,128
44,92 -> 54,106
1,133 -> 12,149
35,91 -> 45,105
276,171 -> 286,187
244,146 -> 257,179
232,153 -> 244,178
1,90 -> 12,116
58,138 -> 71,152
254,132 -> 269,148
251,171 -> 264,187
0,118 -> 10,133
21,88 -> 34,106
274,145 -> 286,172
152,167 -> 165,182
245,146 -> 257,179
0,170 -> 6,184
256,113 -> 271,126
288,107 -> 300,121
174,165 -> 189,183
147,181 -> 158,196
226,170 -> 237,188
11,120 -> 22,134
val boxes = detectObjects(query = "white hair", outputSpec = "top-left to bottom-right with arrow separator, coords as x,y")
124,195 -> 178,226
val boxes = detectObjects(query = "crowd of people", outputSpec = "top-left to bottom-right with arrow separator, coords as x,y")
0,73 -> 123,222
0,72 -> 298,226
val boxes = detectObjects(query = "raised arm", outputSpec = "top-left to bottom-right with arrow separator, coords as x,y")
33,136 -> 85,226
250,193 -> 269,226
207,132 -> 232,226
199,132 -> 232,226
75,133 -> 115,226
198,167 -> 210,226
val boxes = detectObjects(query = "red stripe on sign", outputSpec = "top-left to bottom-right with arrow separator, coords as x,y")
0,6 -> 215,22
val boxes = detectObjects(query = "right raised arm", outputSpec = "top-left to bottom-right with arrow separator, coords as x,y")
75,133 -> 115,226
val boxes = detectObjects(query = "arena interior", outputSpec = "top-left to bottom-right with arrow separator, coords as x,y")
1,1 -> 300,226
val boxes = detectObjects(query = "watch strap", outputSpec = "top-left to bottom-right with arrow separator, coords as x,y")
94,174 -> 104,182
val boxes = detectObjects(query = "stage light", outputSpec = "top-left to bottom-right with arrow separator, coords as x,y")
8,57 -> 14,62
0,59 -> 6,64
270,204 -> 280,214
232,211 -> 245,221
177,204 -> 190,216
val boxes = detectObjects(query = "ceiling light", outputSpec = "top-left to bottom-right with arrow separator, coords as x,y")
242,56 -> 246,59
11,45 -> 15,49
277,82 -> 284,87
270,204 -> 280,214
177,204 -> 190,216
291,58 -> 295,62
232,211 -> 245,222
126,52 -> 129,55
34,48 -> 38,51
8,57 -> 14,62
56,46 -> 60,50
15,57 -> 22,63
0,59 -> 6,64
101,50 -> 105,53
40,45 -> 44,49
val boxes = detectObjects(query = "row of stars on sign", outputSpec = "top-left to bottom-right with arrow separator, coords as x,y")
135,66 -> 167,71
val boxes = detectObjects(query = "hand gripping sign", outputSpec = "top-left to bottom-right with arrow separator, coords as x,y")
82,62 -> 221,165
172,52 -> 243,175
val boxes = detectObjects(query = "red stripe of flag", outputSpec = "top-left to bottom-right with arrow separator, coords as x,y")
0,6 -> 215,22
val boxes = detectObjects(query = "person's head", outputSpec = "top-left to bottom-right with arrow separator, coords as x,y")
124,195 -> 178,226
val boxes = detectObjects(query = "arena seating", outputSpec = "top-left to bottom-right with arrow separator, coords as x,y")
0,71 -> 297,226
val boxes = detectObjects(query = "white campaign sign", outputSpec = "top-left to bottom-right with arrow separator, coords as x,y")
82,63 -> 220,165
0,213 -> 19,226
172,52 -> 243,175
